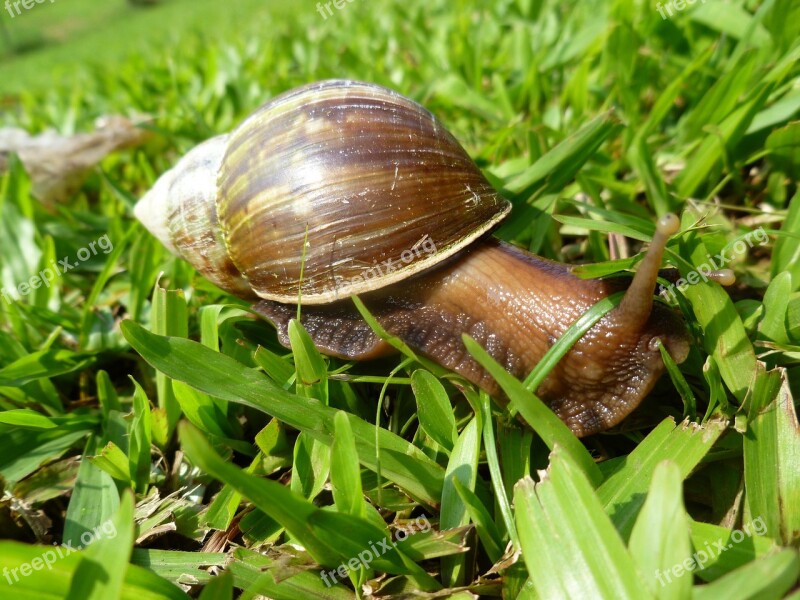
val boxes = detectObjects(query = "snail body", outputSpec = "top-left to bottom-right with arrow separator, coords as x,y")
136,80 -> 690,437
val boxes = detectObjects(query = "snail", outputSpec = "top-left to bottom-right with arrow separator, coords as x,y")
135,79 -> 693,437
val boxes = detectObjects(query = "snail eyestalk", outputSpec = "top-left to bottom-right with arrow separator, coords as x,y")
708,269 -> 735,286
616,213 -> 680,328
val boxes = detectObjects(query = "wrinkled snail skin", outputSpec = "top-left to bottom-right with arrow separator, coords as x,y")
255,227 -> 691,438
136,79 -> 691,438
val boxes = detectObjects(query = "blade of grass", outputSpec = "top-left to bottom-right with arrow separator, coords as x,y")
330,411 -> 365,519
65,490 -> 135,600
681,236 -> 757,402
440,416 -> 480,587
479,392 -> 519,551
692,549 -> 799,600
64,436 -> 120,549
515,448 -> 647,599
150,284 -> 188,437
521,291 -> 623,394
628,461 -> 693,599
179,422 -> 438,588
743,364 -> 800,545
597,417 -> 727,540
121,320 -> 444,505
463,335 -> 602,486
411,369 -> 458,452
503,110 -> 621,196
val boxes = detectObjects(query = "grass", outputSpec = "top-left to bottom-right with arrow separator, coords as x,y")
0,0 -> 294,94
1,0 -> 799,598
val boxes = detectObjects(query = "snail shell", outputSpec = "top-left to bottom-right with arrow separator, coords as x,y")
136,80 -> 510,303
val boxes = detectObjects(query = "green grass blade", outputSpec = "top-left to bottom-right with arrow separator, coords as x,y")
330,411 -> 365,518
480,393 -> 519,550
89,441 -> 133,484
411,369 -> 458,452
64,436 -> 120,549
0,349 -> 95,387
503,110 -> 621,196
515,448 -> 647,599
150,285 -> 188,437
204,457 -> 259,531
692,549 -> 800,600
0,425 -> 91,485
689,521 -> 777,580
288,319 -> 329,402
677,82 -> 775,198
78,226 -> 132,349
227,547 -> 355,599
0,540 -> 188,600
759,272 -> 792,344
350,296 -> 447,377
452,477 -> 503,563
743,365 -> 800,545
771,190 -> 800,287
180,422 -> 437,587
121,320 -> 444,505
598,417 -> 727,539
65,490 -> 135,600
463,334 -> 602,486
181,421 -> 340,567
253,345 -> 296,387
128,378 -> 152,493
521,291 -> 623,393
172,380 -> 247,449
658,342 -> 696,420
290,431 -> 331,501
553,215 -> 650,242
628,461 -> 692,599
682,237 -> 757,402
440,417 -> 480,587
198,571 -> 234,600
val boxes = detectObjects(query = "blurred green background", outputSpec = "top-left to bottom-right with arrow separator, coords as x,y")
0,0 -> 286,92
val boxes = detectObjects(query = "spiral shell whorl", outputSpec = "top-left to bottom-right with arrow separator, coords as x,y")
135,135 -> 255,298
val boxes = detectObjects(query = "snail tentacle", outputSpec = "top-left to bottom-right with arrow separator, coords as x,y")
615,213 -> 680,329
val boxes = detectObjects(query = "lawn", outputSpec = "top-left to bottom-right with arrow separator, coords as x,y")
0,0 -> 292,93
0,0 -> 799,598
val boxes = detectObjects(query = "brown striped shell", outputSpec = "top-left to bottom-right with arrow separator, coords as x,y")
136,80 -> 511,304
